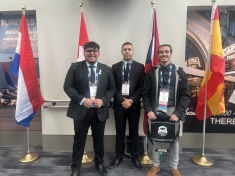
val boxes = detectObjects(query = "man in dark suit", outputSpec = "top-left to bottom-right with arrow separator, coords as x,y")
109,42 -> 145,170
64,41 -> 115,176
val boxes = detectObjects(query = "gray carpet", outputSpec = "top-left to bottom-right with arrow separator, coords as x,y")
0,145 -> 234,176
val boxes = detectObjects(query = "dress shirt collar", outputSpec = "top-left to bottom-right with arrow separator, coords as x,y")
123,59 -> 133,66
86,61 -> 98,68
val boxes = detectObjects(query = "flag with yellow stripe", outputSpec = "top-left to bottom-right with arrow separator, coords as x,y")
196,4 -> 225,121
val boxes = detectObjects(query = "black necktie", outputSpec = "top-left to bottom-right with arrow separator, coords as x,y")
124,63 -> 129,82
89,66 -> 95,84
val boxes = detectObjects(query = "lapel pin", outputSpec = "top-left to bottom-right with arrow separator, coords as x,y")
99,70 -> 102,75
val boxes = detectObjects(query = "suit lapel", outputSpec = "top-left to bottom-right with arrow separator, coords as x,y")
97,62 -> 103,92
129,60 -> 135,81
117,61 -> 123,83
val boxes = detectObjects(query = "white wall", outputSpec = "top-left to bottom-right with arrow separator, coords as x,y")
1,0 -> 235,137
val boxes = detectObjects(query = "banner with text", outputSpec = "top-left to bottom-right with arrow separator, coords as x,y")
184,10 -> 235,133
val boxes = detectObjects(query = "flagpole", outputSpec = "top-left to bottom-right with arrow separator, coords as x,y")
192,0 -> 216,166
18,6 -> 39,163
82,144 -> 94,164
139,0 -> 156,165
139,135 -> 153,164
78,2 -> 94,164
79,2 -> 84,11
19,127 -> 39,162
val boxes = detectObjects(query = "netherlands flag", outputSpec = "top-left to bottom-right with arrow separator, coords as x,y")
77,11 -> 89,62
143,8 -> 160,134
11,13 -> 44,127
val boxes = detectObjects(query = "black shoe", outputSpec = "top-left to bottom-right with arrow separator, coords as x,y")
131,158 -> 144,170
95,163 -> 108,176
109,158 -> 123,169
71,170 -> 80,176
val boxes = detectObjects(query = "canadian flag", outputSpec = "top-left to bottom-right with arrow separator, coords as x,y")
77,11 -> 89,62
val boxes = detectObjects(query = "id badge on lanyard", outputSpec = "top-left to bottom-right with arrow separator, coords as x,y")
90,83 -> 97,100
158,64 -> 172,112
158,87 -> 169,112
122,81 -> 129,95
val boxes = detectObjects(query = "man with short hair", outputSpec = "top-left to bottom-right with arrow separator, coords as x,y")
109,42 -> 145,170
142,44 -> 191,176
64,41 -> 115,176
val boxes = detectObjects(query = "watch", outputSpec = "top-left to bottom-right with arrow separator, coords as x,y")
130,99 -> 133,104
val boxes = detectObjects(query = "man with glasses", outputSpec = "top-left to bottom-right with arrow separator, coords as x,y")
109,42 -> 145,170
142,44 -> 191,176
64,41 -> 115,176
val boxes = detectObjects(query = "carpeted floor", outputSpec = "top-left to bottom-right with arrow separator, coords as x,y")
0,145 -> 234,176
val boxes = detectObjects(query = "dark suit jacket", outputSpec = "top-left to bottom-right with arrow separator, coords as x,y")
112,60 -> 145,110
64,60 -> 115,121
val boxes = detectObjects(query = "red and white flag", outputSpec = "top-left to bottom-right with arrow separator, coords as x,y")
77,11 -> 89,62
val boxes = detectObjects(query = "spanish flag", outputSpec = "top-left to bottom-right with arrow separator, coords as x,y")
196,4 -> 225,121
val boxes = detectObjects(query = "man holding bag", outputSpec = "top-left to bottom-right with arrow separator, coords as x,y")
142,44 -> 191,176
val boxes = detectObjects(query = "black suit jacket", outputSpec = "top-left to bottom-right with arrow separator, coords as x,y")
64,60 -> 115,121
112,60 -> 145,110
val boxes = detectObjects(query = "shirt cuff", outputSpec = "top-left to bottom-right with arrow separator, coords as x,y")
80,98 -> 85,105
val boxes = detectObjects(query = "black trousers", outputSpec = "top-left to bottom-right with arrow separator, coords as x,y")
71,108 -> 106,171
114,108 -> 140,159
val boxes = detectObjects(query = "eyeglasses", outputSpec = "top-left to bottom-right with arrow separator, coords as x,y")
85,50 -> 99,53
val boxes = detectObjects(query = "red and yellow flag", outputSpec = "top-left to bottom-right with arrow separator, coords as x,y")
196,4 -> 225,121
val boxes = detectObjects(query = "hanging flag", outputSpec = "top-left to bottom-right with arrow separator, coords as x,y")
143,8 -> 160,134
1,62 -> 16,89
11,32 -> 21,76
77,11 -> 89,62
196,4 -> 225,121
12,13 -> 44,127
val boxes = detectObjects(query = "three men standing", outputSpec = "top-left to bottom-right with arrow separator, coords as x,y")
142,44 -> 191,176
64,41 -> 115,176
109,42 -> 145,170
64,42 -> 191,176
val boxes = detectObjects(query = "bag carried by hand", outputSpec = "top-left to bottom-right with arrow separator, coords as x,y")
146,110 -> 180,152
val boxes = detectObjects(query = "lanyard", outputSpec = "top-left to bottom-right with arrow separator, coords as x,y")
88,66 -> 98,85
160,64 -> 172,88
122,60 -> 132,82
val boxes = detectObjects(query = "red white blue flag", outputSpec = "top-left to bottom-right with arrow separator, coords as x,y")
143,8 -> 160,134
144,8 -> 160,73
11,13 -> 44,127
77,11 -> 89,62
